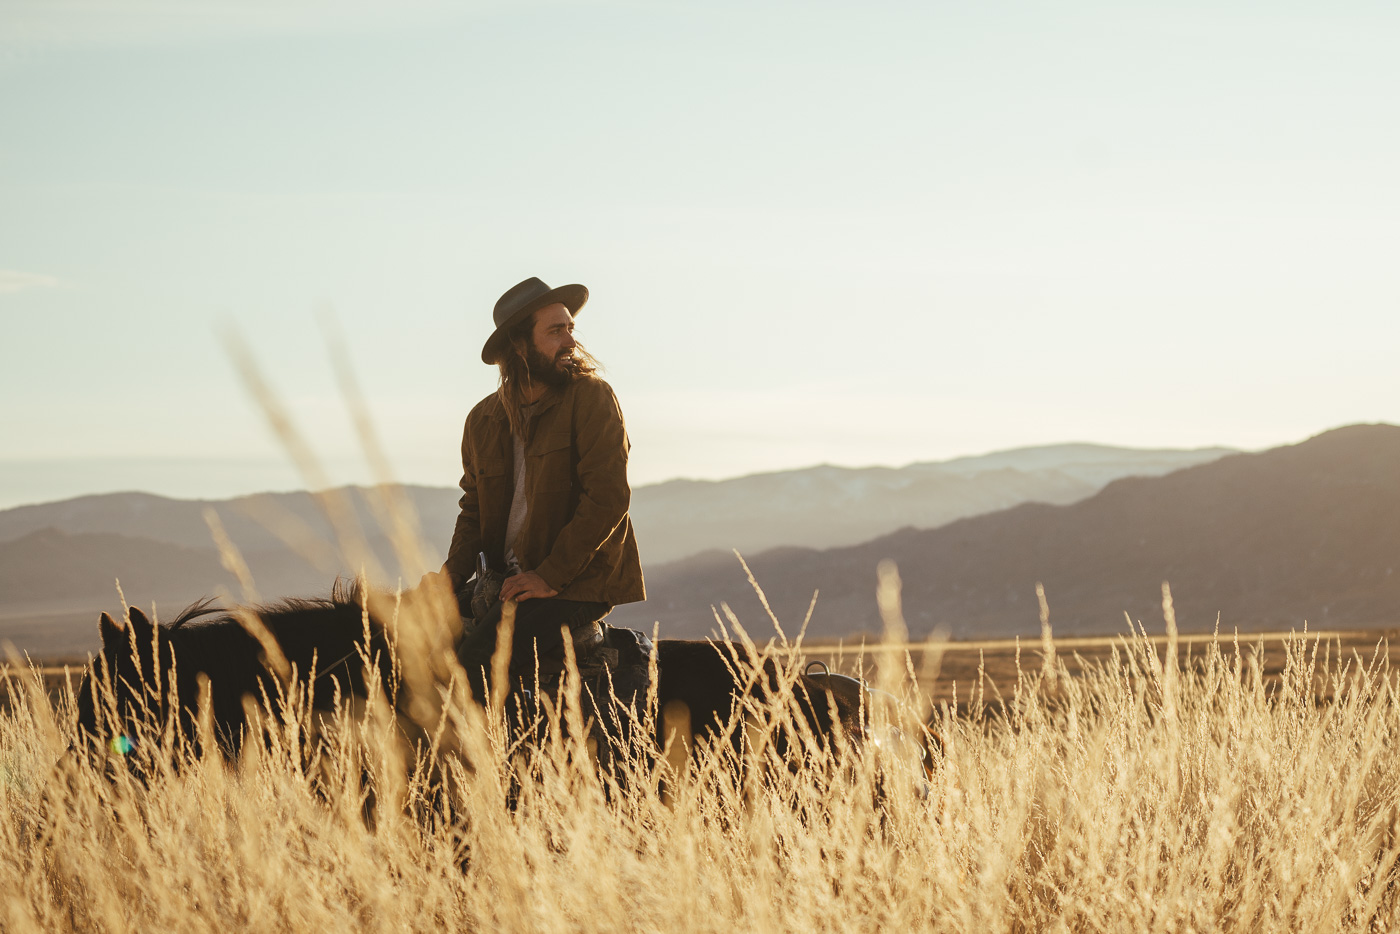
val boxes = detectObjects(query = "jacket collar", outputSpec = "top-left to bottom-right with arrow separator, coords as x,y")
529,382 -> 567,415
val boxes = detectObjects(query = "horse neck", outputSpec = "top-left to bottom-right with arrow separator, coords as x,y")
264,604 -> 371,674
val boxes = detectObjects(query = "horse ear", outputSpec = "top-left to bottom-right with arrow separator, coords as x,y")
98,611 -> 125,646
127,606 -> 155,640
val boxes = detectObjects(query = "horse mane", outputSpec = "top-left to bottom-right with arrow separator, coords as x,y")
167,597 -> 226,630
166,577 -> 369,631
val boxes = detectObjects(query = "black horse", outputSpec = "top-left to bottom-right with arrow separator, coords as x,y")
74,585 -> 868,781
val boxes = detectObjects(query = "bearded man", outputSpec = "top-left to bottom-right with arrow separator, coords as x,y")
445,277 -> 646,689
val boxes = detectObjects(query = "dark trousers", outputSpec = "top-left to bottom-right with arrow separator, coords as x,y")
458,599 -> 655,785
456,597 -> 609,695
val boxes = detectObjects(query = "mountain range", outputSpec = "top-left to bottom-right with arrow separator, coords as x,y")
628,443 -> 1232,563
607,425 -> 1400,641
0,440 -> 1235,656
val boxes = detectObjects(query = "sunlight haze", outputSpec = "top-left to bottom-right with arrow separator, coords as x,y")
2,0 -> 1397,508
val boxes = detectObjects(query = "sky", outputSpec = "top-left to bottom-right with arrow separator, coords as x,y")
1,0 -> 1397,509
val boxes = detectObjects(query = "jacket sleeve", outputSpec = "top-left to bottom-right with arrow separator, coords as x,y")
534,382 -> 632,592
443,416 -> 482,584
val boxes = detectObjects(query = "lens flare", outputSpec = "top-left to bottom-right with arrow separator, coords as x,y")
108,735 -> 134,756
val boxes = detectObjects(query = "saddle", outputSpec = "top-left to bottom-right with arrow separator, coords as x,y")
457,568 -> 645,685
457,613 -> 642,684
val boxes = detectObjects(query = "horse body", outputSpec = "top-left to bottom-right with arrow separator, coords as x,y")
654,639 -> 865,754
75,589 -> 867,774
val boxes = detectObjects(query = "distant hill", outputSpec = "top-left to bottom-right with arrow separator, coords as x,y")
0,487 -> 456,655
0,527 -> 335,606
608,425 -> 1400,641
630,443 -> 1232,563
0,486 -> 461,556
0,441 -> 1232,655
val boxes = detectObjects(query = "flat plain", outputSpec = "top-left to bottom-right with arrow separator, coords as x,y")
10,626 -> 1400,712
798,627 -> 1400,707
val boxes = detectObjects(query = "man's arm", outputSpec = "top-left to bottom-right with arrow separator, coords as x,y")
532,381 -> 632,593
442,417 -> 482,589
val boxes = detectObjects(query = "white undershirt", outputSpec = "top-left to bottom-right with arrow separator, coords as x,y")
503,402 -> 538,573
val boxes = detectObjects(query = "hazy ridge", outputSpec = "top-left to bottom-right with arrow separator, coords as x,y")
609,425 -> 1400,641
0,441 -> 1232,655
631,443 -> 1231,563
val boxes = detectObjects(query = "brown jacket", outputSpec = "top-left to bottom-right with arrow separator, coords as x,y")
444,375 -> 645,606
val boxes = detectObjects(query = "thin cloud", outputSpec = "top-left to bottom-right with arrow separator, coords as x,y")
0,270 -> 59,293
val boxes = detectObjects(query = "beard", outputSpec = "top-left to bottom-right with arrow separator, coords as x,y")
524,344 -> 575,390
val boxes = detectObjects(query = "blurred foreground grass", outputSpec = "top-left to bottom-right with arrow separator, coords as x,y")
3,612 -> 1400,933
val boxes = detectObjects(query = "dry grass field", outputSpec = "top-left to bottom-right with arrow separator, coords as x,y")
801,627 -> 1400,710
4,590 -> 1400,933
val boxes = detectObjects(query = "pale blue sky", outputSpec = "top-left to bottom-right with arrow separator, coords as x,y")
2,0 -> 1397,508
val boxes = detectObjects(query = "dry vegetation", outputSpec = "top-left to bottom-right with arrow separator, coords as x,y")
6,346 -> 1394,931
3,590 -> 1400,933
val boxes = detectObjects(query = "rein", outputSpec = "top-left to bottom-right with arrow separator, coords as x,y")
312,648 -> 360,687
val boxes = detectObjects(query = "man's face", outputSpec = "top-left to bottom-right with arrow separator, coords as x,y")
525,303 -> 578,386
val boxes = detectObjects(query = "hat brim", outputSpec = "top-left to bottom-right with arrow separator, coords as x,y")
480,283 -> 589,365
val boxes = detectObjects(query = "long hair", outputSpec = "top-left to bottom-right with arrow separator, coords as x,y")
496,311 -> 601,437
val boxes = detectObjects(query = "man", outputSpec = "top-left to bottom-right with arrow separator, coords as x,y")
445,277 -> 645,690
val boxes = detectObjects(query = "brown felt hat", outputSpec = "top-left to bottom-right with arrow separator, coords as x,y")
481,277 -> 589,365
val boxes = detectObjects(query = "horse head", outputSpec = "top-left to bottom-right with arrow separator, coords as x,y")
75,606 -> 176,768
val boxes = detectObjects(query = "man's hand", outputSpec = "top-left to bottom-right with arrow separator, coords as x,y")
417,568 -> 463,594
499,571 -> 558,603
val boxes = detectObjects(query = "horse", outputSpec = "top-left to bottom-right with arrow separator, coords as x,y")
72,584 -> 871,788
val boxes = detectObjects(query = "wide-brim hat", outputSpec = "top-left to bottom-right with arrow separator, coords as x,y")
481,277 -> 589,365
